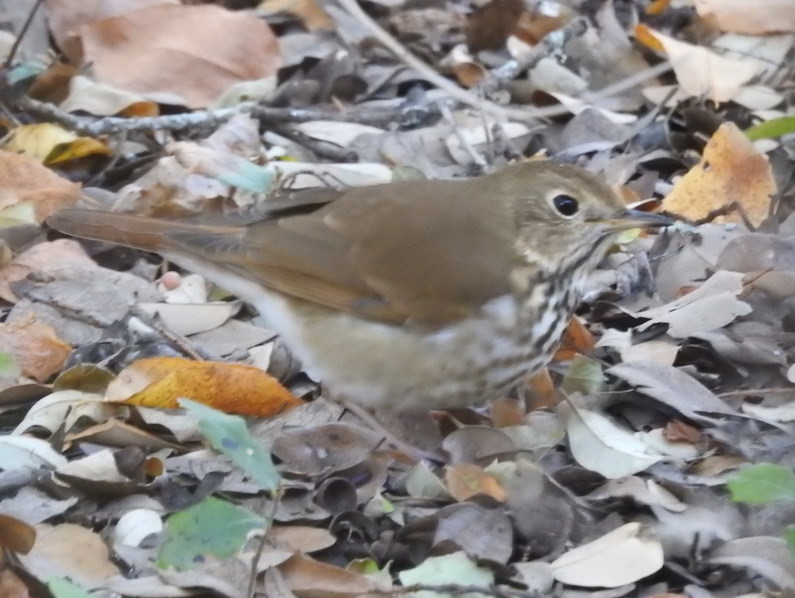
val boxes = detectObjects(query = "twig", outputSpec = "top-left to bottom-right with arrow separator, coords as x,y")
19,96 -> 244,135
268,123 -> 358,162
581,61 -> 673,104
19,95 -> 442,135
335,0 -> 672,124
4,0 -> 44,68
336,0 -> 558,123
247,486 -> 283,598
718,387 -> 795,398
371,583 -> 543,598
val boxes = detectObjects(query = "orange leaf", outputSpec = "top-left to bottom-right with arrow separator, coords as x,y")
633,24 -> 665,53
645,0 -> 670,15
0,313 -> 71,382
524,368 -> 559,411
553,316 -> 595,361
109,357 -> 303,417
662,122 -> 775,226
445,463 -> 507,502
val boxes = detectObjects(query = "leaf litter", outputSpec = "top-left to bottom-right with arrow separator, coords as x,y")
0,0 -> 795,597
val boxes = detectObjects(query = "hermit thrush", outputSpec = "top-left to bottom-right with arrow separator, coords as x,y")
48,162 -> 668,411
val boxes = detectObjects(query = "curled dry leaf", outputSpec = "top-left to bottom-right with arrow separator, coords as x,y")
76,4 -> 282,108
695,0 -> 795,35
17,523 -> 121,589
662,122 -> 776,226
444,462 -> 507,502
107,356 -> 302,417
0,151 -> 81,221
647,30 -> 759,103
277,553 -> 383,596
0,314 -> 71,382
551,522 -> 664,587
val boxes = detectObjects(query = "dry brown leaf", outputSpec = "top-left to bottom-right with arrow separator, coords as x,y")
18,523 -> 120,588
662,122 -> 775,226
553,316 -> 595,361
0,314 -> 71,382
76,4 -> 281,108
107,356 -> 302,417
0,514 -> 36,554
0,239 -> 95,303
648,29 -> 759,103
277,553 -> 381,596
466,0 -> 526,52
257,0 -> 334,32
445,463 -> 507,502
0,151 -> 81,221
489,397 -> 526,427
524,368 -> 558,411
0,569 -> 29,598
46,0 -> 179,62
28,63 -> 78,104
695,0 -> 795,34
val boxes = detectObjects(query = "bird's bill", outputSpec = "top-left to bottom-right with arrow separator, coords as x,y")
598,209 -> 674,231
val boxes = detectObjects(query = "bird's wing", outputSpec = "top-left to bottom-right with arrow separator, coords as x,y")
48,180 -> 519,327
232,179 -> 519,325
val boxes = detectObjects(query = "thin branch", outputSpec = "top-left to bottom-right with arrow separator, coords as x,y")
718,387 -> 795,398
247,486 -> 284,598
335,0 -> 557,122
4,0 -> 44,68
371,583 -> 544,598
335,0 -> 672,124
18,96 -> 442,135
19,96 -> 244,135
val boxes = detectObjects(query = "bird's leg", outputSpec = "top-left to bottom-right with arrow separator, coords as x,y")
338,398 -> 447,463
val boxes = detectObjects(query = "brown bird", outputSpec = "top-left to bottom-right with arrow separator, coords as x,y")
48,162 -> 668,411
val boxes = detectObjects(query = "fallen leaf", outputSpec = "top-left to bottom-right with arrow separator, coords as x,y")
0,151 -> 81,221
18,523 -> 120,589
662,122 -> 776,226
278,553 -> 382,596
76,4 -> 282,108
695,0 -> 795,34
0,314 -> 71,382
551,522 -> 664,587
647,30 -> 759,103
257,0 -> 334,32
107,357 -> 302,417
445,462 -> 507,502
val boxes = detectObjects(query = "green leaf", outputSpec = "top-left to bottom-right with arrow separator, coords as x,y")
157,496 -> 265,570
47,577 -> 94,598
399,552 -> 493,598
561,355 -> 604,396
213,159 -> 276,193
745,116 -> 795,141
727,463 -> 795,505
785,526 -> 795,561
0,352 -> 20,378
180,398 -> 280,491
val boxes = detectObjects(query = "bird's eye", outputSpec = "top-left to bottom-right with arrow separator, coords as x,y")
551,194 -> 580,218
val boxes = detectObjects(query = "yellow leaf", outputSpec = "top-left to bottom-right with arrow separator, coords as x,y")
109,357 -> 303,417
662,122 -> 775,226
445,463 -> 507,502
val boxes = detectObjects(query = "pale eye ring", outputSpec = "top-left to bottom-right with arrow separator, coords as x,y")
551,194 -> 580,218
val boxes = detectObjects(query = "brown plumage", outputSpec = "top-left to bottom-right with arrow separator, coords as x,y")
48,161 -> 669,410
